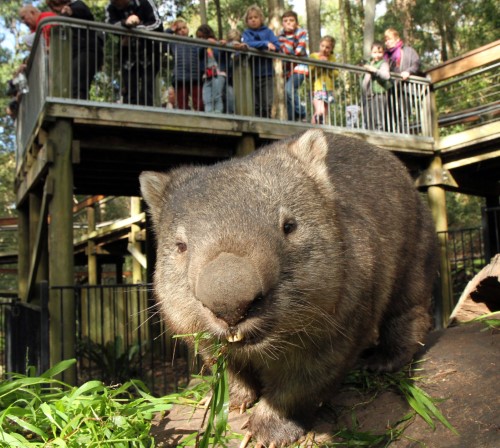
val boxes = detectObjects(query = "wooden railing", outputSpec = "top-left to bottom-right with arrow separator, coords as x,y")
16,17 -> 433,168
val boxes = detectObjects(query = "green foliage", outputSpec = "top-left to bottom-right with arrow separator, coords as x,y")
446,192 -> 485,229
77,336 -> 144,385
173,332 -> 232,447
0,353 -> 459,447
467,312 -> 500,331
0,359 -> 187,447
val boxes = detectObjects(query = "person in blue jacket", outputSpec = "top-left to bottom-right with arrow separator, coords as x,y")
105,0 -> 163,106
242,4 -> 280,118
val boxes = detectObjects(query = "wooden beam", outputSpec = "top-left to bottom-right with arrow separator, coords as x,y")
444,150 -> 500,170
127,242 -> 147,269
15,144 -> 52,206
74,212 -> 145,246
438,121 -> 500,154
25,185 -> 50,302
426,40 -> 500,83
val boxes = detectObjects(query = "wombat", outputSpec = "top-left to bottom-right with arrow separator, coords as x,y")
140,129 -> 438,445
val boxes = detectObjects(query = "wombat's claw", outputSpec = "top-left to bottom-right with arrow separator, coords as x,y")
239,432 -> 280,448
240,402 -> 248,414
239,431 -> 252,448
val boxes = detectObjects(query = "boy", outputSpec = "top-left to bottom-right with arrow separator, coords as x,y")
278,10 -> 308,121
362,41 -> 391,131
242,5 -> 280,118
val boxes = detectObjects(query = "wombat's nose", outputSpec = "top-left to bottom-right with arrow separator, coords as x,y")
195,252 -> 262,327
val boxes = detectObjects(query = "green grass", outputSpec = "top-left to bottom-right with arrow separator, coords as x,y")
0,348 -> 459,447
0,359 -> 201,447
469,311 -> 500,330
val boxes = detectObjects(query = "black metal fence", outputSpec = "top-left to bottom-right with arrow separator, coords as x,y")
0,289 -> 48,377
438,206 -> 500,306
0,283 -> 192,396
51,283 -> 192,395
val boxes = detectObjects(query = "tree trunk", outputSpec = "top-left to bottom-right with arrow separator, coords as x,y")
214,0 -> 223,39
267,0 -> 284,32
306,0 -> 321,56
199,0 -> 207,25
268,0 -> 286,120
338,0 -> 347,63
395,0 -> 416,42
363,0 -> 376,62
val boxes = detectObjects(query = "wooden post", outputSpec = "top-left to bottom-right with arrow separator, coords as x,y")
130,197 -> 143,284
426,84 -> 454,327
236,134 -> 256,157
48,119 -> 75,383
17,203 -> 30,301
427,162 -> 453,328
233,54 -> 254,116
87,205 -> 97,285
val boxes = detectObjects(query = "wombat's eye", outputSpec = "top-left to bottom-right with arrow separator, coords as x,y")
283,218 -> 297,235
176,242 -> 187,253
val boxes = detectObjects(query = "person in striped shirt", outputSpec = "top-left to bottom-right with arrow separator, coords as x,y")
278,10 -> 308,121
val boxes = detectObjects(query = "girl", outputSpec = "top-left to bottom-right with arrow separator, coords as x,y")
242,4 -> 280,118
168,19 -> 203,111
196,24 -> 226,114
310,35 -> 337,125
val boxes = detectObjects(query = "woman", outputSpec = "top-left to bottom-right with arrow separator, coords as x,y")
383,28 -> 420,133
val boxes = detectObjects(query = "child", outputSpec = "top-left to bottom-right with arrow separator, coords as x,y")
168,19 -> 203,111
362,41 -> 391,131
196,24 -> 226,113
242,4 -> 280,118
309,35 -> 337,125
278,10 -> 308,121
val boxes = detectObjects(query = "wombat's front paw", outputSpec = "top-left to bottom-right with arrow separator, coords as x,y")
246,402 -> 306,445
229,381 -> 257,413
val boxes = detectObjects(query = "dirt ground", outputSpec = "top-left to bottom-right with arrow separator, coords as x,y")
151,261 -> 500,447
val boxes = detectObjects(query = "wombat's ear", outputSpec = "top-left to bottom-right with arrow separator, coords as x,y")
287,130 -> 334,197
139,171 -> 172,228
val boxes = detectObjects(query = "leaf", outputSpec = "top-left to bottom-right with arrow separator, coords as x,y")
6,414 -> 49,440
41,359 -> 77,379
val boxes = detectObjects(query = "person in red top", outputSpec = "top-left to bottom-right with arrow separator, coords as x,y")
19,5 -> 57,48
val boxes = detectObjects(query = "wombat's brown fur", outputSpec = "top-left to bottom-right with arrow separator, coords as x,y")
140,130 -> 438,445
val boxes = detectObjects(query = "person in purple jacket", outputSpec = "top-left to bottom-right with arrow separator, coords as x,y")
105,0 -> 163,106
383,27 -> 421,133
242,4 -> 280,118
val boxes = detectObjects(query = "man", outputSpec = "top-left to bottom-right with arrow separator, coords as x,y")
19,5 -> 57,47
105,0 -> 164,106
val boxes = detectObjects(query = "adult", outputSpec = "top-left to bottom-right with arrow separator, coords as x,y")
47,0 -> 104,100
19,5 -> 57,48
383,28 -> 421,133
105,0 -> 164,106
